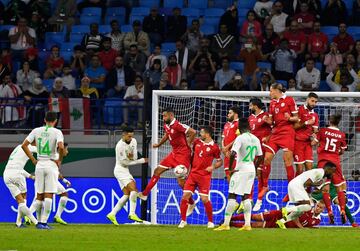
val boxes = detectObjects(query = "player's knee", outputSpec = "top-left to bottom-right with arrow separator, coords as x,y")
182,192 -> 191,200
154,166 -> 165,176
200,196 -> 209,203
61,192 -> 68,197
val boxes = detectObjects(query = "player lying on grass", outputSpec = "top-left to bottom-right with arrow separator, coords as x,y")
275,161 -> 336,229
230,201 -> 325,228
107,127 -> 148,225
178,126 -> 222,229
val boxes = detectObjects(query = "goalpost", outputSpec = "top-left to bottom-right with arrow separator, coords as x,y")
150,90 -> 360,226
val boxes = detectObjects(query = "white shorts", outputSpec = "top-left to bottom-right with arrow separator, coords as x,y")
35,160 -> 59,194
288,180 -> 310,202
229,171 -> 255,196
3,170 -> 27,198
114,168 -> 134,190
57,181 -> 67,195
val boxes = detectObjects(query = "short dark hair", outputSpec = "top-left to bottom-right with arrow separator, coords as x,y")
163,107 -> 174,114
135,75 -> 143,82
329,114 -> 342,126
102,37 -> 111,43
307,92 -> 318,99
110,19 -> 118,25
229,106 -> 240,115
123,127 -> 134,133
238,118 -> 250,132
271,82 -> 287,93
280,38 -> 289,44
250,98 -> 264,109
324,161 -> 336,169
130,44 -> 138,49
305,57 -> 315,64
201,126 -> 213,137
45,111 -> 57,122
192,19 -> 199,24
154,44 -> 162,49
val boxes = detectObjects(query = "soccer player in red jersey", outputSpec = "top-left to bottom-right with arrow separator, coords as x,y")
248,98 -> 272,211
293,92 -> 319,175
221,106 -> 240,182
178,126 -> 222,229
316,114 -> 348,224
138,107 -> 196,201
263,83 -> 299,201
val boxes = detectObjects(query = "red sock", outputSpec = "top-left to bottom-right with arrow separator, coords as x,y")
257,171 -> 264,200
337,191 -> 346,212
231,214 -> 245,221
285,165 -> 295,182
322,192 -> 333,214
204,201 -> 213,223
262,164 -> 271,187
180,199 -> 188,221
231,222 -> 244,228
142,175 -> 160,196
188,197 -> 194,205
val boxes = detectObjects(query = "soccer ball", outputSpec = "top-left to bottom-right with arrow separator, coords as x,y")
173,165 -> 188,178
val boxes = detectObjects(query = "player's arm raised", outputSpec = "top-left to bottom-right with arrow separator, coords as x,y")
153,133 -> 169,148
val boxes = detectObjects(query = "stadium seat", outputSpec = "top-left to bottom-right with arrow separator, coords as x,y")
347,26 -> 360,34
320,0 -> 328,8
158,8 -> 173,16
43,79 -> 54,91
257,62 -> 272,71
162,42 -> 176,54
212,0 -> 232,9
80,14 -> 101,25
129,15 -> 146,25
106,7 -> 126,16
182,8 -> 201,17
131,7 -> 150,16
237,0 -> 256,9
276,80 -> 288,89
139,0 -> 160,8
320,26 -> 338,35
343,0 -> 353,11
204,8 -> 225,17
238,8 -> 250,17
82,7 -> 102,16
69,33 -> 84,44
61,42 -> 78,51
0,25 -> 14,32
103,100 -> 123,125
319,80 -> 331,91
315,62 -> 323,70
200,24 -> 216,35
230,62 -> 244,72
72,25 -> 90,34
238,16 -> 246,25
203,17 -> 220,26
105,15 -> 125,26
61,51 -> 73,63
121,25 -> 133,33
163,0 -> 184,8
188,0 -> 208,9
99,25 -> 111,34
45,32 -> 65,46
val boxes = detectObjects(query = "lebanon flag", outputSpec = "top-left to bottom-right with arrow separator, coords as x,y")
49,98 -> 91,134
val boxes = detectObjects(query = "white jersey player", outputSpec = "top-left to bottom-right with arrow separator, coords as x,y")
22,111 -> 65,229
276,162 -> 336,229
107,127 -> 148,225
3,144 -> 40,228
215,118 -> 263,231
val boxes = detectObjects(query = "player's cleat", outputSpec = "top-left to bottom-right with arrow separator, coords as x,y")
42,223 -> 53,230
282,194 -> 289,202
258,187 -> 269,200
54,216 -> 68,225
281,207 -> 288,221
276,220 -> 287,229
214,224 -> 230,231
186,203 -> 196,217
236,202 -> 244,214
207,222 -> 215,229
340,211 -> 347,224
128,214 -> 143,223
253,200 -> 262,212
24,216 -> 33,225
351,222 -> 359,228
238,226 -> 252,231
16,224 -> 27,228
36,223 -> 47,230
178,220 -> 187,228
106,213 -> 119,226
328,213 -> 335,225
137,192 -> 148,201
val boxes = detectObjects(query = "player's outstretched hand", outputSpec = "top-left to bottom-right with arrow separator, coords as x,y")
32,159 -> 38,166
152,143 -> 160,148
144,158 -> 149,163
205,166 -> 214,173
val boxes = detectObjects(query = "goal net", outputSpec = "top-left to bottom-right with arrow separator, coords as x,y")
150,91 -> 360,226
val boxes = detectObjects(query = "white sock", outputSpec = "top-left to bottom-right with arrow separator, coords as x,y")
110,195 -> 129,215
19,202 -> 38,225
223,199 -> 237,226
243,199 -> 252,227
30,200 -> 43,221
40,198 -> 52,224
283,204 -> 312,223
55,196 -> 68,218
16,206 -> 23,227
129,191 -> 137,215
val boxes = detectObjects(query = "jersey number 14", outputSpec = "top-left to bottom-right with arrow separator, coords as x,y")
37,138 -> 51,156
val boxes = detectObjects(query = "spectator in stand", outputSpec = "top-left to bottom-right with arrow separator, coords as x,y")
271,38 -> 297,81
77,0 -> 106,18
211,24 -> 236,60
1,49 -> 12,72
153,72 -> 174,90
295,58 -> 321,91
333,54 -> 358,83
122,75 -> 144,128
0,56 -> 11,84
98,37 -> 118,72
214,57 -> 236,90
326,66 -> 359,92
50,77 -> 70,98
77,76 -> 99,99
238,36 -> 263,88
324,42 -> 343,74
254,0 -> 273,21
333,23 -> 355,56
146,44 -> 167,71
221,73 -> 247,90
123,20 -> 150,56
70,45 -> 87,77
240,10 -> 263,41
287,77 -> 298,91
24,47 -> 39,72
48,0 -> 77,36
181,19 -> 203,54
175,39 -> 195,78
219,5 -> 239,37
8,18 -> 36,62
266,0 -> 289,35
44,45 -> 65,79
164,55 -> 182,88
166,7 -> 187,42
106,20 -> 125,54
283,20 -> 306,69
322,0 -> 347,26
29,11 -> 47,43
3,0 -> 27,24
195,38 -> 220,68
143,7 -> 165,45
143,58 -> 162,89
258,24 -> 280,60
179,79 -> 189,90
123,44 -> 147,74
81,23 -> 104,53
84,55 -> 106,91
351,40 -> 360,68
307,21 -> 328,62
189,55 -> 216,90
29,0 -> 51,21
281,0 -> 322,19
105,55 -> 135,98
251,68 -> 275,91
292,2 -> 315,35
61,64 -> 76,91
352,0 -> 360,25
16,61 -> 39,91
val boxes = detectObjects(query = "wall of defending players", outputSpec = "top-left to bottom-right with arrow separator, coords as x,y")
0,178 -> 358,225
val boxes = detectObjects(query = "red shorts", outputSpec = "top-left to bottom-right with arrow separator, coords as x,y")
263,131 -> 295,154
159,152 -> 191,169
317,160 -> 346,186
293,140 -> 313,164
263,210 -> 283,228
183,173 -> 211,196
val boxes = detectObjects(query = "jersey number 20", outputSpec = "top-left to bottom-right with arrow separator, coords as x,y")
242,146 -> 257,162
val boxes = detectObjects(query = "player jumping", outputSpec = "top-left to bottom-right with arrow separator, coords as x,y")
178,126 -> 223,229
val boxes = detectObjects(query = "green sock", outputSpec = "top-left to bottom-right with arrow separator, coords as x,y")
345,206 -> 354,224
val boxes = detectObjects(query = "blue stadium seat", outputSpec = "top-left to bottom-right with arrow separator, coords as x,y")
203,17 -> 220,26
257,61 -> 272,70
315,62 -> 323,70
238,16 -> 246,25
106,7 -> 126,16
103,100 -> 123,125
347,26 -> 360,34
320,26 -> 338,35
276,80 -> 288,89
230,62 -> 244,72
182,8 -> 201,17
201,24 -> 216,35
163,0 -> 183,8
43,79 -> 54,91
69,33 -> 84,44
99,25 -> 111,34
343,0 -> 353,11
105,15 -> 125,26
72,25 -> 90,34
238,8 -> 250,17
319,80 -> 331,91
61,42 -> 78,51
237,0 -> 256,9
129,15 -> 146,25
353,33 -> 360,40
45,32 -> 65,46
80,14 -> 101,25
121,25 -> 133,33
212,0 -> 232,9
82,7 -> 102,16
162,42 -> 176,54
204,8 -> 225,17
188,0 -> 207,9
0,25 -> 14,31
320,0 -> 328,8
61,51 -> 73,63
139,0 -> 160,8
131,7 -> 150,15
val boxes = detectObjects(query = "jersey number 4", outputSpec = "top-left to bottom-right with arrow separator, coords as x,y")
324,137 -> 337,152
242,146 -> 257,162
37,138 -> 51,156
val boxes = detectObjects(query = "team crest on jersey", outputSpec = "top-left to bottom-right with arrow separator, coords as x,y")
206,147 -> 211,152
170,129 -> 174,133
275,108 -> 279,113
281,103 -> 285,107
230,124 -> 234,128
258,118 -> 262,122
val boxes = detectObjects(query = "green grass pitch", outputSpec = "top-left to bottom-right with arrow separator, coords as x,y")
0,224 -> 359,251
